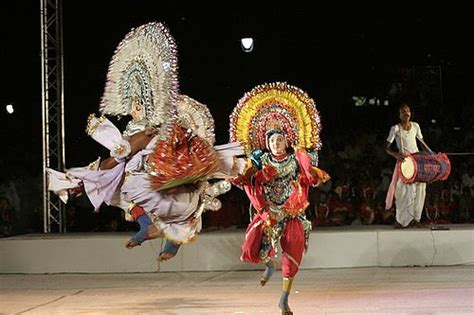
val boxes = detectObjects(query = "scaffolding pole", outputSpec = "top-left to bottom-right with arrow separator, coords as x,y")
41,0 -> 65,233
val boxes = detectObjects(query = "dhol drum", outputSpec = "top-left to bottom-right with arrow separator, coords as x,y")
399,152 -> 451,183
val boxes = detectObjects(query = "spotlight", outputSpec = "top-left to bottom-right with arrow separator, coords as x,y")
240,37 -> 254,52
6,104 -> 14,114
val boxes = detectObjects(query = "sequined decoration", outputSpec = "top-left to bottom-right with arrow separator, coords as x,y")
121,120 -> 148,139
176,94 -> 216,145
100,22 -> 180,139
261,153 -> 299,206
229,82 -> 322,154
306,149 -> 319,166
260,214 -> 312,261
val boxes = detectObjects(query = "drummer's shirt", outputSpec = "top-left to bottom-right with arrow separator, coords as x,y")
386,122 -> 423,154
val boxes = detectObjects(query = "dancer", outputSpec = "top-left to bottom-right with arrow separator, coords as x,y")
229,82 -> 330,315
49,96 -> 240,260
47,22 -> 244,261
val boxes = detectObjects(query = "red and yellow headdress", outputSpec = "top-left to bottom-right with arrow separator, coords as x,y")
229,82 -> 322,154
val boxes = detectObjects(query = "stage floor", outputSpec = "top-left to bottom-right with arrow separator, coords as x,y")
1,266 -> 473,314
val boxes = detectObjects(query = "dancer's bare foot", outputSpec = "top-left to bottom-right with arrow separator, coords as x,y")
157,240 -> 181,262
125,239 -> 140,249
157,252 -> 176,262
125,224 -> 162,249
260,259 -> 280,286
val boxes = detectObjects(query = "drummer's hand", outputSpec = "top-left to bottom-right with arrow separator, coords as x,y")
396,153 -> 405,162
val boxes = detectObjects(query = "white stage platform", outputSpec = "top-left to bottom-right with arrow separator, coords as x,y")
1,225 -> 473,274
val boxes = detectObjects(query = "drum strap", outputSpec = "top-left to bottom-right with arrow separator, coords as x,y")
418,138 -> 434,154
398,124 -> 405,154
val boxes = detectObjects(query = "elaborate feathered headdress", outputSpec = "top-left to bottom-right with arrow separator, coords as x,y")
176,94 -> 215,145
229,82 -> 322,154
99,22 -> 179,138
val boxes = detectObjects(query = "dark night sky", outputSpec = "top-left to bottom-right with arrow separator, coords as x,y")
1,1 -> 473,168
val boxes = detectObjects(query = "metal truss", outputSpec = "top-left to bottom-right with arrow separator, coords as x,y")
41,0 -> 65,233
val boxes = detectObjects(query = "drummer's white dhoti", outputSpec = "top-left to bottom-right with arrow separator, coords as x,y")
394,179 -> 426,227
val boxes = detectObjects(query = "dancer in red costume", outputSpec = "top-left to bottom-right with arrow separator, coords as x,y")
229,82 -> 330,315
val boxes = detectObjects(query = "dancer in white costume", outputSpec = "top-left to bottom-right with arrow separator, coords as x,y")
47,22 -> 244,261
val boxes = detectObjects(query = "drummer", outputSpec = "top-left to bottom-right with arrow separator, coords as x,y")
384,103 -> 431,228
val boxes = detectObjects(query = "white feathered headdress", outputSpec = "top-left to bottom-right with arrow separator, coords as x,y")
99,22 -> 180,139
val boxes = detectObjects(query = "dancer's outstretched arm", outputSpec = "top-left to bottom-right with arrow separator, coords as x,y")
100,130 -> 155,170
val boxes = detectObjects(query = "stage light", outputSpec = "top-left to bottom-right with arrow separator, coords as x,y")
6,104 -> 14,114
431,119 -> 436,124
241,37 -> 254,52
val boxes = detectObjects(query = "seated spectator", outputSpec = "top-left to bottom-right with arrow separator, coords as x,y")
437,189 -> 454,224
358,187 -> 376,225
378,203 -> 396,225
423,192 -> 439,225
458,186 -> 472,223
312,192 -> 330,227
328,189 -> 353,226
0,196 -> 14,237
